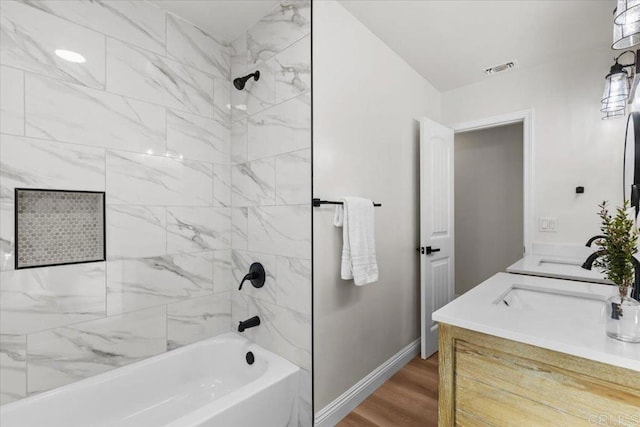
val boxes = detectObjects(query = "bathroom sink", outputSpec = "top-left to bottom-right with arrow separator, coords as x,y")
507,255 -> 610,284
496,284 -> 607,321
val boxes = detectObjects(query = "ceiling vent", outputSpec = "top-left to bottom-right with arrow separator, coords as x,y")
485,61 -> 517,75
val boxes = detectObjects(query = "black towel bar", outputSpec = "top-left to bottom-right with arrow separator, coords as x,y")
312,198 -> 382,207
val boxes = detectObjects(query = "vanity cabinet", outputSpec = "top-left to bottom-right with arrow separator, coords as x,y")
438,324 -> 640,426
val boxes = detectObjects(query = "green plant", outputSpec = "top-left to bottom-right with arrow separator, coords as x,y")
594,201 -> 638,299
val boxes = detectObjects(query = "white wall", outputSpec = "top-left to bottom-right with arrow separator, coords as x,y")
313,0 -> 441,411
443,48 -> 627,247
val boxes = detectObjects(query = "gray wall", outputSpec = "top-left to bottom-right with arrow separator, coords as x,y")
313,0 -> 442,412
454,123 -> 524,295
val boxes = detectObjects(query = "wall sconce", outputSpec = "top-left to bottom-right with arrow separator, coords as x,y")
601,50 -> 638,119
615,0 -> 640,26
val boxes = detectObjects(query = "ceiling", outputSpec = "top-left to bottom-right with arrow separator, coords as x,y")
152,0 -> 279,42
339,0 -> 615,91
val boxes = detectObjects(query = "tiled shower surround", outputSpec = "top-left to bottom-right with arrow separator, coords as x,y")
0,0 -> 311,423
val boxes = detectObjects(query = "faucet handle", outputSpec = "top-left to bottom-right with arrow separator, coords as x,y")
238,263 -> 265,291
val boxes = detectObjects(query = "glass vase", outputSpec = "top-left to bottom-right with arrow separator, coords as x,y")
606,289 -> 640,343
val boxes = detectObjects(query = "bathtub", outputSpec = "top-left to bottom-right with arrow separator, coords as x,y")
0,332 -> 300,427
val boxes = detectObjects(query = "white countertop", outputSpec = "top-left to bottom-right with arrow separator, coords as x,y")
433,272 -> 640,372
507,254 -> 611,284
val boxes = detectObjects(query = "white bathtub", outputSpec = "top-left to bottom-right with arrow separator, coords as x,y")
0,332 -> 300,427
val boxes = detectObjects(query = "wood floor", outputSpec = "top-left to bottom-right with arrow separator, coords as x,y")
338,353 -> 439,427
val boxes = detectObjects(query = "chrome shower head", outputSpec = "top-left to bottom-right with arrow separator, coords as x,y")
233,71 -> 260,91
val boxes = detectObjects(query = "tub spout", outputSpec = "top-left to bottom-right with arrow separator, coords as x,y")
238,316 -> 260,332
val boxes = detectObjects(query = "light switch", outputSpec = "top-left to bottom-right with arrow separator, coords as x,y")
539,217 -> 557,232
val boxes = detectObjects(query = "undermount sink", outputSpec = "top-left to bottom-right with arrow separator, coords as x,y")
496,284 -> 608,322
507,255 -> 610,284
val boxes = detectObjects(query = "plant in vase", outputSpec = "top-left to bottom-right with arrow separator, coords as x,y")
593,201 -> 640,343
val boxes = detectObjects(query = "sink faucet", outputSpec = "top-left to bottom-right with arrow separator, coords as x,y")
585,235 -> 606,247
238,316 -> 260,332
582,250 -> 640,300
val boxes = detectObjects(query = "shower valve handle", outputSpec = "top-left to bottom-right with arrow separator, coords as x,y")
238,262 -> 265,290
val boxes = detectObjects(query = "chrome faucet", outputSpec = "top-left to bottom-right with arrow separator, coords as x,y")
582,250 -> 640,300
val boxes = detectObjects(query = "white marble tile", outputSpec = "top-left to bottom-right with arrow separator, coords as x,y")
231,207 -> 248,250
213,249 -> 232,294
275,149 -> 310,205
247,93 -> 310,160
167,292 -> 231,350
27,306 -> 166,395
0,66 -> 24,135
0,0 -> 105,89
0,334 -> 26,405
166,13 -> 229,79
0,263 -> 106,335
106,206 -> 166,260
25,75 -> 165,154
231,120 -> 248,164
231,289 -> 249,328
247,297 -> 311,371
298,368 -> 312,427
106,150 -> 213,206
232,250 -> 276,304
248,205 -> 311,259
247,0 -> 311,67
166,109 -> 229,164
214,77 -> 231,125
0,134 -> 105,202
106,252 -> 213,316
231,33 -> 248,78
0,203 -> 13,271
273,35 -> 310,103
232,158 -> 276,207
167,207 -> 231,253
23,0 -> 166,55
106,39 -> 214,117
213,164 -> 231,207
276,256 -> 311,316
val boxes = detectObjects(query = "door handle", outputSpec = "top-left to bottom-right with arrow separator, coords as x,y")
425,246 -> 441,255
417,246 -> 441,255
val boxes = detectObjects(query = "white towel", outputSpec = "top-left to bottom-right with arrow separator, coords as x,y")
333,197 -> 378,285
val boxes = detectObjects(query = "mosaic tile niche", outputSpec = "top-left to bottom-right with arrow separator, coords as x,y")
15,189 -> 105,269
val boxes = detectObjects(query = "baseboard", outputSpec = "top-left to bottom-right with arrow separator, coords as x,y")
314,338 -> 421,427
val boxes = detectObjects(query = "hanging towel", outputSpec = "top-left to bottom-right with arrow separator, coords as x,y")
333,197 -> 378,285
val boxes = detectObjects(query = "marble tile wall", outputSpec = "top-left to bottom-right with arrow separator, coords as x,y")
230,2 -> 312,426
0,0 -> 232,405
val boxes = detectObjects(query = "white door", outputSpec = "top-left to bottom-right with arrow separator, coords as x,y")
419,118 -> 455,359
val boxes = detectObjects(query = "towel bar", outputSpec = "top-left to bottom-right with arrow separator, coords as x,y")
312,198 -> 382,207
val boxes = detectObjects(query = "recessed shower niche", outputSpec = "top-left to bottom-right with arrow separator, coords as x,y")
15,189 -> 105,269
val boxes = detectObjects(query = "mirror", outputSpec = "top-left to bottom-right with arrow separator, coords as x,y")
624,112 -> 640,217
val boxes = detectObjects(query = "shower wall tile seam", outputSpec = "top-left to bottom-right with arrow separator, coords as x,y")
230,89 -> 311,124
12,0 -> 168,56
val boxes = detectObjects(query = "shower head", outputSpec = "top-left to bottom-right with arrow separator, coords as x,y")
233,71 -> 260,91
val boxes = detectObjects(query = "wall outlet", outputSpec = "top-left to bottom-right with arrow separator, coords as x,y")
539,217 -> 558,232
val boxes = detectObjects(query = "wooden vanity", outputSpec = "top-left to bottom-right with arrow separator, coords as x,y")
438,324 -> 640,426
432,273 -> 640,427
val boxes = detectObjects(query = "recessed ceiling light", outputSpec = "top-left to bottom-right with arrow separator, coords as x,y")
54,49 -> 86,64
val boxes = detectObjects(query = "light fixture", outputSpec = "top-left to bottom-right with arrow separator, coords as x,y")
615,0 -> 640,25
601,99 -> 627,113
613,15 -> 640,49
601,51 -> 637,119
54,49 -> 86,64
603,109 -> 627,120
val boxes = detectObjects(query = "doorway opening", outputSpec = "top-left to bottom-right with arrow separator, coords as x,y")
454,122 -> 524,296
